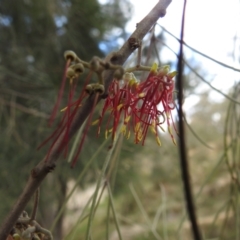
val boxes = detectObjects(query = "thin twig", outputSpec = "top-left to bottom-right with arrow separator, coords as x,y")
158,25 -> 240,73
0,97 -> 49,119
176,1 -> 202,240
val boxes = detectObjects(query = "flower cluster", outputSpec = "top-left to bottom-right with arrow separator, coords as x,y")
39,52 -> 177,167
94,63 -> 177,146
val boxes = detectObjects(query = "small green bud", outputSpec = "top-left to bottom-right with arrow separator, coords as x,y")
113,67 -> 124,80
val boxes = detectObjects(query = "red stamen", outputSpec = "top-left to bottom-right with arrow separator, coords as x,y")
40,72 -> 92,161
71,92 -> 99,168
48,59 -> 71,126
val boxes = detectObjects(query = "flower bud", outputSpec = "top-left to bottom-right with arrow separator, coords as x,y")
66,67 -> 75,79
73,63 -> 84,75
94,84 -> 105,95
85,84 -> 94,94
114,67 -> 124,80
64,50 -> 77,62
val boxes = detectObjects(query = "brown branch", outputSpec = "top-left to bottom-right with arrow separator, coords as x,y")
0,0 -> 172,239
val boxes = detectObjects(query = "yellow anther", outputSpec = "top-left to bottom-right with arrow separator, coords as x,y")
151,125 -> 156,134
117,104 -> 123,111
121,125 -> 127,135
159,65 -> 170,76
137,133 -> 143,141
135,128 -> 143,141
124,115 -> 131,123
60,106 -> 68,112
92,119 -> 99,125
105,130 -> 108,139
168,71 -> 177,78
150,63 -> 158,74
138,92 -> 145,98
168,126 -> 173,135
135,122 -> 141,131
156,136 -> 162,146
60,104 -> 81,112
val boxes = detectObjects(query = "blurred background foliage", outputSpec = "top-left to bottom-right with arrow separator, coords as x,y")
0,0 -> 131,238
0,0 -> 240,239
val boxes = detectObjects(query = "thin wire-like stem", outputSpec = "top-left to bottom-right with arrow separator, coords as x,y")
158,24 -> 240,73
105,134 -> 123,240
176,1 -> 202,239
152,185 -> 168,240
177,144 -> 231,234
107,181 -> 123,240
85,126 -> 122,240
50,137 -> 110,232
176,106 -> 214,150
67,119 -> 86,163
129,183 -> 162,240
106,196 -> 111,240
65,194 -> 94,240
158,39 -> 240,105
209,198 -> 232,234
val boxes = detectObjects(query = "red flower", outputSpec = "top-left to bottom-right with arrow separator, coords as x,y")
135,64 -> 177,145
94,64 -> 177,146
41,62 -> 177,167
93,73 -> 139,141
38,72 -> 92,162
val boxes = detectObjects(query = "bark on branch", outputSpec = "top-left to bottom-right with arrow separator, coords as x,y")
0,1 -> 172,239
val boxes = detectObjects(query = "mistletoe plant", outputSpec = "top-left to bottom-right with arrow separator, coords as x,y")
2,1 -> 202,240
39,50 -> 177,168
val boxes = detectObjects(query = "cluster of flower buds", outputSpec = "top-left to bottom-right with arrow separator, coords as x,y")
40,50 -> 177,167
93,63 -> 177,147
48,50 -> 86,126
